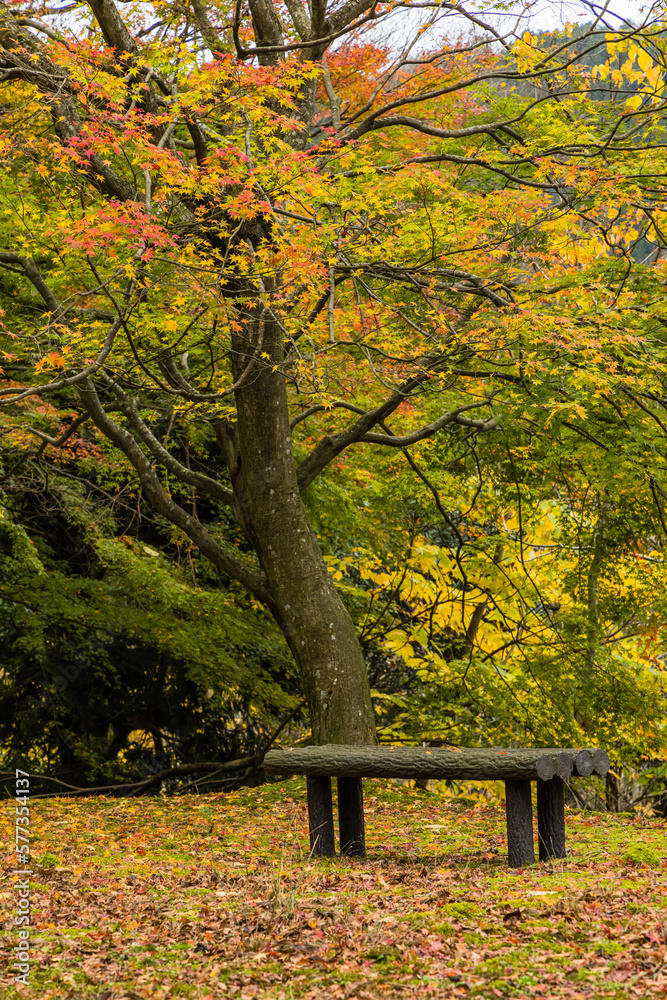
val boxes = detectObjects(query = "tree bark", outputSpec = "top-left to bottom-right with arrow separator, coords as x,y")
306,776 -> 336,855
338,777 -> 366,856
606,769 -> 622,812
263,745 -> 609,779
505,780 -> 535,867
232,315 -> 376,745
536,777 -> 566,860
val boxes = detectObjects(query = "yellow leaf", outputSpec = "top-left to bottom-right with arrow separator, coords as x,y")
637,48 -> 653,74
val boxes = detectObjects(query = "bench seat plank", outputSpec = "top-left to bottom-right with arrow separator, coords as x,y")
264,745 -> 609,782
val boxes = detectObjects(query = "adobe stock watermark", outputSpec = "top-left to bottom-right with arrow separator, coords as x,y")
13,769 -> 32,986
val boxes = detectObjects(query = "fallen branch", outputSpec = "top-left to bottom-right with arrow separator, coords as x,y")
172,703 -> 303,794
0,758 -> 260,798
0,703 -> 304,798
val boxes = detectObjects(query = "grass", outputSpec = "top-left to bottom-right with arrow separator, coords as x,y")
1,778 -> 667,998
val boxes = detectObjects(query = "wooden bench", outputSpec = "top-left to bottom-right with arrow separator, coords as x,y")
263,745 -> 610,867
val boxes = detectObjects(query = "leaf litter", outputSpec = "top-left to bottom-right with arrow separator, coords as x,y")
2,779 -> 667,998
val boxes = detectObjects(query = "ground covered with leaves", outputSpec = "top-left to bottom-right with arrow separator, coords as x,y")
2,779 -> 667,998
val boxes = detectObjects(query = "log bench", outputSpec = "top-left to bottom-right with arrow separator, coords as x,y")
263,745 -> 610,867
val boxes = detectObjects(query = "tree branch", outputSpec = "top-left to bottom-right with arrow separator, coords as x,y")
295,378 -> 496,490
358,403 -> 497,446
78,378 -> 272,605
28,412 -> 91,453
0,757 -> 260,798
283,0 -> 311,40
290,401 -> 366,431
0,252 -> 63,320
87,0 -> 138,55
108,384 -> 236,509
233,1 -> 380,58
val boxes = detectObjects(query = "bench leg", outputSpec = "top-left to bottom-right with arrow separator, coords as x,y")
338,776 -> 366,857
505,779 -> 535,867
537,776 -> 566,861
306,776 -> 336,857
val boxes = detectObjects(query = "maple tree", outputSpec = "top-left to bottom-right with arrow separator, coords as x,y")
3,0 -> 667,747
334,424 -> 667,760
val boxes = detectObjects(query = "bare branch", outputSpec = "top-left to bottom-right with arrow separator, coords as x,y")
295,355 -> 496,490
233,1 -> 380,58
27,412 -> 91,452
0,757 -> 260,798
0,324 -> 123,403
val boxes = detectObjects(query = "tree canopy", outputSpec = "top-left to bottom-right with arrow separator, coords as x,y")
2,0 -> 667,776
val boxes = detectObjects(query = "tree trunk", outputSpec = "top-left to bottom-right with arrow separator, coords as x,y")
231,313 -> 376,745
606,769 -> 622,812
586,510 -> 604,676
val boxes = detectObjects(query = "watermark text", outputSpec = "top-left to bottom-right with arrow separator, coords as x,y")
13,769 -> 31,985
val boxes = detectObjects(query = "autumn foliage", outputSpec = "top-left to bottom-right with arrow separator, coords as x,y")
2,0 -> 667,764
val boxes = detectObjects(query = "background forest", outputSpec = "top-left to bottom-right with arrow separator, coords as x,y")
2,0 -> 667,803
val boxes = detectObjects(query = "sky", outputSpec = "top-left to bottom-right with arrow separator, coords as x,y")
519,0 -> 651,29
378,0 -> 662,58
438,0 -> 655,35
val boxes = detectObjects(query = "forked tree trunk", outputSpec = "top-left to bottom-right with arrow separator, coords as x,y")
230,314 -> 377,745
